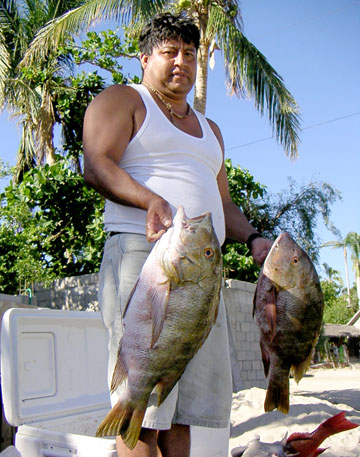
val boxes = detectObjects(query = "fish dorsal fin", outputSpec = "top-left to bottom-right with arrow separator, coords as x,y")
122,279 -> 139,318
230,445 -> 248,456
110,338 -> 128,392
148,279 -> 171,348
281,432 -> 288,446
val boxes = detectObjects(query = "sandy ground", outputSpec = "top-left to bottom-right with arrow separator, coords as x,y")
229,363 -> 360,457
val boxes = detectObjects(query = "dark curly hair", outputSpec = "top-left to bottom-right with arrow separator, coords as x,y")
139,12 -> 200,55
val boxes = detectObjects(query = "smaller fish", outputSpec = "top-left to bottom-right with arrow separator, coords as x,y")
231,411 -> 359,457
253,232 -> 324,414
231,435 -> 289,457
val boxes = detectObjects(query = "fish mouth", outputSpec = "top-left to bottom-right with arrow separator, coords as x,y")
189,214 -> 207,222
264,232 -> 290,261
174,206 -> 212,228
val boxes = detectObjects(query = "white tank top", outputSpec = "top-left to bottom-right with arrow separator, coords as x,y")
103,83 -> 225,245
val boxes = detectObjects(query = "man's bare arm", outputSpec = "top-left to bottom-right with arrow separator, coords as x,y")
83,85 -> 172,242
208,119 -> 272,265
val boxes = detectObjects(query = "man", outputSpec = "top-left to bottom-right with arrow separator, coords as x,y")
83,12 -> 271,457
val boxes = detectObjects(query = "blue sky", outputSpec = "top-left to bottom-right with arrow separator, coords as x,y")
1,0 -> 359,286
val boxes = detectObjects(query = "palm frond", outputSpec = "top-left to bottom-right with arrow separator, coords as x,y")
21,0 -> 165,65
3,75 -> 42,176
208,5 -> 301,159
0,0 -> 29,60
4,75 -> 41,114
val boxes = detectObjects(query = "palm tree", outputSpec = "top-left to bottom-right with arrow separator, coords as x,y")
0,0 -> 84,181
322,262 -> 343,287
322,234 -> 351,307
21,0 -> 301,159
345,232 -> 360,309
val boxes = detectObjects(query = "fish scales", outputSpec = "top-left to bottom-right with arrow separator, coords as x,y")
253,232 -> 324,414
96,206 -> 222,448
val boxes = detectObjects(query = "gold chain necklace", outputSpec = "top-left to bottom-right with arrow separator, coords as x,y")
142,81 -> 191,120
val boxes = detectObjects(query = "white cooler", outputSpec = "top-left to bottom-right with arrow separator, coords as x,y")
1,308 -> 229,457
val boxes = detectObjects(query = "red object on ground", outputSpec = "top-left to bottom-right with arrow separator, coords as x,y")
285,411 -> 359,457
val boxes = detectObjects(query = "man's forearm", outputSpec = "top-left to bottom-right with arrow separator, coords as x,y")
223,199 -> 258,243
84,155 -> 161,211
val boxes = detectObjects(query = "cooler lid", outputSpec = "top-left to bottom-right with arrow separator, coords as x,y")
1,308 -> 110,426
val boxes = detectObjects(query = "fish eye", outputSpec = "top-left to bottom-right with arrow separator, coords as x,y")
291,256 -> 299,265
204,248 -> 214,258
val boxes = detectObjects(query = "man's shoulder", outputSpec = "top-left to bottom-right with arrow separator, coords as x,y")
100,83 -> 141,100
205,117 -> 220,130
201,116 -> 223,154
206,117 -> 223,141
89,84 -> 144,114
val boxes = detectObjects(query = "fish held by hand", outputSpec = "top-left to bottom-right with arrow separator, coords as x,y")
96,206 -> 223,448
253,232 -> 324,414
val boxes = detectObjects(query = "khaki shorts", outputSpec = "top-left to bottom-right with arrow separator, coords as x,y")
98,233 -> 232,429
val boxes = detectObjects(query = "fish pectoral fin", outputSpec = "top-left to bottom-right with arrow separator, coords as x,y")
110,339 -> 128,392
260,339 -> 271,378
149,280 -> 171,348
287,312 -> 302,331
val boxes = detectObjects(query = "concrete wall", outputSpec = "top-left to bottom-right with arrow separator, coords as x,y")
32,274 -> 267,390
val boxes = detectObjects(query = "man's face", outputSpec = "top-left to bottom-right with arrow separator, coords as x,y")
141,39 -> 197,95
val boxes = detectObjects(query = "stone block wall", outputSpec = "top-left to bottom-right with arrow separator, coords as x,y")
224,279 -> 266,389
33,273 -> 99,311
31,274 -> 267,391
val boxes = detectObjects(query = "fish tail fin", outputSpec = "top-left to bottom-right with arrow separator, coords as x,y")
315,411 -> 359,438
264,375 -> 289,414
96,400 -> 145,450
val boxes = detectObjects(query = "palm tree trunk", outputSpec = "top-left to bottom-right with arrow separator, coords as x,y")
344,246 -> 351,307
37,84 -> 56,165
193,10 -> 210,115
356,262 -> 360,310
193,38 -> 209,114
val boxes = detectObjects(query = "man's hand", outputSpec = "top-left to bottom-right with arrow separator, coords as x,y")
251,237 -> 273,266
146,196 -> 173,243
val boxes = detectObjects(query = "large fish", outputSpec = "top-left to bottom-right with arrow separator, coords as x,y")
96,206 -> 222,448
253,232 -> 324,414
231,411 -> 359,457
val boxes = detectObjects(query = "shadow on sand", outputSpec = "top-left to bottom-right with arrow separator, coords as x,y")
292,389 -> 360,412
230,396 -> 360,439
